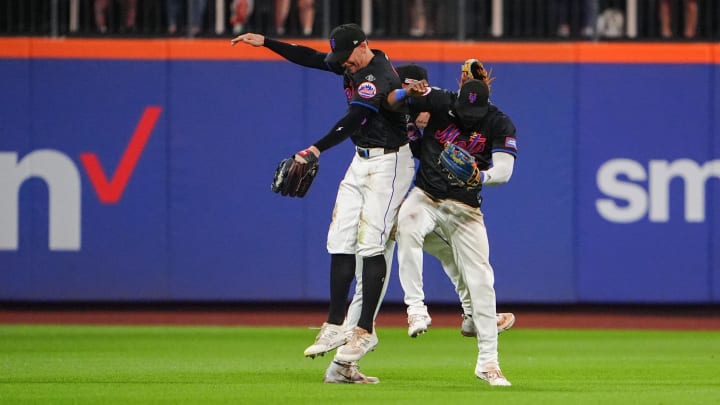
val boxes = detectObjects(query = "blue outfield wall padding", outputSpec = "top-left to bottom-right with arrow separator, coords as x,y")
0,58 -> 718,304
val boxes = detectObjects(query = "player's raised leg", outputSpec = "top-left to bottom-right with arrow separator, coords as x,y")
397,188 -> 438,337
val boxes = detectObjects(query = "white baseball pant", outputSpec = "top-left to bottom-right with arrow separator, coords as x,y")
326,144 -> 414,257
396,187 -> 499,372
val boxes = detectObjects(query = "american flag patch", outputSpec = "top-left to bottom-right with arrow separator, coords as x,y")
505,137 -> 517,149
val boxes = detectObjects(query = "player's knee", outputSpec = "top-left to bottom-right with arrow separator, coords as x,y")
396,224 -> 424,245
356,245 -> 385,258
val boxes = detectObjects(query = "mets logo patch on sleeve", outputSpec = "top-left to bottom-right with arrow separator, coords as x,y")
505,137 -> 517,150
357,82 -> 377,99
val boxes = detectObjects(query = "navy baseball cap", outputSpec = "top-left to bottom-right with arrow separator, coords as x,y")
396,63 -> 428,84
455,79 -> 490,121
325,23 -> 367,64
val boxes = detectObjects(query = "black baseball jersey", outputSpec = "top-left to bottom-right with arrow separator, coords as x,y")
412,88 -> 518,208
342,50 -> 408,149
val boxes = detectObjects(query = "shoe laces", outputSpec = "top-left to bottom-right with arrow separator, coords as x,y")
485,369 -> 505,380
346,362 -> 362,373
348,328 -> 373,348
350,365 -> 370,380
345,364 -> 368,381
331,361 -> 355,379
317,324 -> 340,342
409,314 -> 428,324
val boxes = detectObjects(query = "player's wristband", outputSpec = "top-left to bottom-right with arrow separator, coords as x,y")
395,89 -> 407,102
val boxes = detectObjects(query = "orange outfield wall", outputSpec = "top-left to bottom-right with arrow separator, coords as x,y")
1,37 -> 719,64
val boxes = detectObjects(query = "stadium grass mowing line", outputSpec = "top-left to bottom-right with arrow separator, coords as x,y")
1,325 -> 719,404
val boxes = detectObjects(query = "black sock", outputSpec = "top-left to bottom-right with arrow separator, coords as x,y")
328,253 -> 355,325
358,254 -> 386,332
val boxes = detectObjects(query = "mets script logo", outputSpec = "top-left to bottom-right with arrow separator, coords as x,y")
434,125 -> 486,154
357,82 -> 377,99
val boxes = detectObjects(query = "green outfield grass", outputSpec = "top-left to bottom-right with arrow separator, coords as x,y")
1,325 -> 719,404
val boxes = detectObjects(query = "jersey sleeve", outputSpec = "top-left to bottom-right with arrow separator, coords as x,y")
408,91 -> 432,112
489,114 -> 518,157
347,75 -> 386,113
422,88 -> 455,114
312,104 -> 370,152
263,38 -> 344,74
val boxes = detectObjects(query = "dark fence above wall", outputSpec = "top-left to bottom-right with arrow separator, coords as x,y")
1,0 -> 718,40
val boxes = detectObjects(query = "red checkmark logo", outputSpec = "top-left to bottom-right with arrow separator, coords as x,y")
80,106 -> 162,204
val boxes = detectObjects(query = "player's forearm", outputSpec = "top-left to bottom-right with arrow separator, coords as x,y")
386,88 -> 408,110
481,152 -> 515,186
313,105 -> 368,152
263,38 -> 330,71
386,82 -> 432,110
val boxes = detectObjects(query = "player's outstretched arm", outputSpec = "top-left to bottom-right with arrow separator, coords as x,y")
231,33 -> 331,72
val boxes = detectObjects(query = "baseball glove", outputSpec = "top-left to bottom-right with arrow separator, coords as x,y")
461,58 -> 494,89
437,143 -> 481,187
271,152 -> 319,197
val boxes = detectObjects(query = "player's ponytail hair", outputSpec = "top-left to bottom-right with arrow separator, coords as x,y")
460,59 -> 495,92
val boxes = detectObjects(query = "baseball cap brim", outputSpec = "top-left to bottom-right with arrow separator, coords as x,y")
456,103 -> 489,120
397,64 -> 428,83
324,49 -> 353,64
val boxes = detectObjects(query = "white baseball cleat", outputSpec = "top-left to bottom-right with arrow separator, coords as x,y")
304,322 -> 348,359
335,326 -> 378,362
476,368 -> 512,386
497,313 -> 516,334
408,314 -> 432,337
323,360 -> 379,384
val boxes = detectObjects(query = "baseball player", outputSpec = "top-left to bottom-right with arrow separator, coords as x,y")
232,23 -> 415,384
387,67 -> 518,386
395,63 -> 515,339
